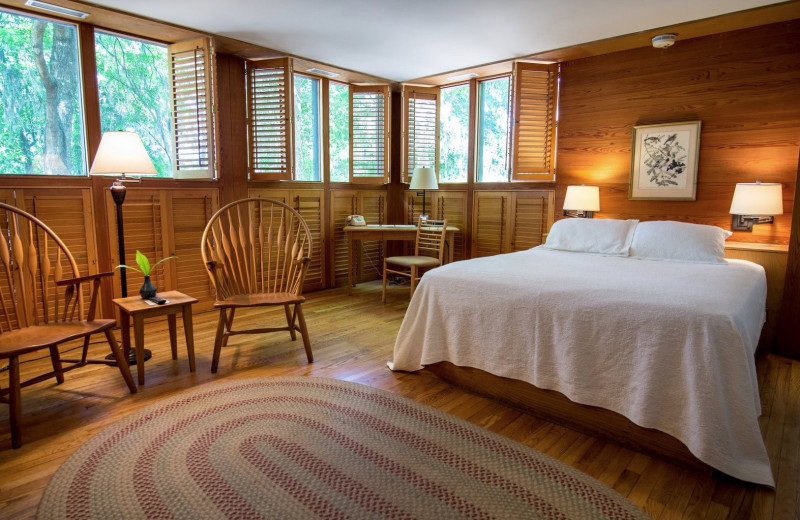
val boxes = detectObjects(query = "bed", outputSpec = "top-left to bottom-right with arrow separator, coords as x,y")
389,219 -> 773,487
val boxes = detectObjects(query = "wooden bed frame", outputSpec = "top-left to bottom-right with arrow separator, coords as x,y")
427,361 -> 709,472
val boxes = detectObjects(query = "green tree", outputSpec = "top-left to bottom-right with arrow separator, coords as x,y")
293,74 -> 320,181
95,32 -> 171,176
439,84 -> 469,183
329,82 -> 349,182
0,11 -> 84,175
478,77 -> 510,182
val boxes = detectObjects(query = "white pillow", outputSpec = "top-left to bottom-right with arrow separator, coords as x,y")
630,221 -> 732,264
542,218 -> 639,256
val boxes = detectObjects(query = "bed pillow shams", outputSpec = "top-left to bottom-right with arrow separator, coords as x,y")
542,218 -> 639,256
630,220 -> 732,264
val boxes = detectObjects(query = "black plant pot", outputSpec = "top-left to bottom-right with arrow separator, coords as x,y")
140,276 -> 157,299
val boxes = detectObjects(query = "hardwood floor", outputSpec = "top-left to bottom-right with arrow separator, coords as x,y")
0,281 -> 798,519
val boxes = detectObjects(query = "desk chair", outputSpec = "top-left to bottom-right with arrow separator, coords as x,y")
382,218 -> 447,302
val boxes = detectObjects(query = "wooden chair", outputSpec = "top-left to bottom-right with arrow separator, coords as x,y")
0,203 -> 136,449
201,198 -> 313,373
382,218 -> 448,302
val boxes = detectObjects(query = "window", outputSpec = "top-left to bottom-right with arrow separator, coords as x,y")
293,74 -> 321,181
350,85 -> 390,184
95,32 -> 171,177
439,84 -> 469,183
477,76 -> 511,182
329,82 -> 349,182
0,10 -> 86,175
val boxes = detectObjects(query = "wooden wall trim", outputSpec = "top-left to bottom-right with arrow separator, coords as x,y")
776,149 -> 800,357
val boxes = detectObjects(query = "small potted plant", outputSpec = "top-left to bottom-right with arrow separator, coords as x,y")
117,250 -> 176,299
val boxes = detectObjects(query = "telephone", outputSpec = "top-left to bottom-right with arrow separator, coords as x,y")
347,215 -> 366,226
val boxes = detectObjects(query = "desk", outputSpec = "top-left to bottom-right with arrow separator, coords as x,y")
344,224 -> 459,295
113,290 -> 198,385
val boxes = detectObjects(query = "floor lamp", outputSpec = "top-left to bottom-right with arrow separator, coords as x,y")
90,131 -> 157,364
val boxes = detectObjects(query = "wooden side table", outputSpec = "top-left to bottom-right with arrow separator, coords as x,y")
113,290 -> 198,385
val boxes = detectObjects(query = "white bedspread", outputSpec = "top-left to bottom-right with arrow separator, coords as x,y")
390,248 -> 773,486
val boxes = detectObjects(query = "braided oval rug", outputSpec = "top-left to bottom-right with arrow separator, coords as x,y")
38,377 -> 650,520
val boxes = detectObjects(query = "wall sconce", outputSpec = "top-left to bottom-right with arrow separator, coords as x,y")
563,185 -> 600,218
729,181 -> 783,231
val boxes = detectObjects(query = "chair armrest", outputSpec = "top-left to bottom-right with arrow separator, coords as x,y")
56,272 -> 114,287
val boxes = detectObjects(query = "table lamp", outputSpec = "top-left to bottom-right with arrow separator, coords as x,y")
90,131 -> 157,363
563,185 -> 600,218
729,181 -> 783,231
410,167 -> 438,220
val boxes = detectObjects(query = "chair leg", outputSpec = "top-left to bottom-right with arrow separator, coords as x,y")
410,265 -> 418,298
295,303 -> 313,363
221,309 -> 234,349
284,304 -> 297,341
8,356 -> 21,449
211,309 -> 227,374
382,259 -> 388,303
104,329 -> 137,394
49,345 -> 64,385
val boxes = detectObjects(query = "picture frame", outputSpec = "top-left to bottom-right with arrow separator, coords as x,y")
629,121 -> 701,200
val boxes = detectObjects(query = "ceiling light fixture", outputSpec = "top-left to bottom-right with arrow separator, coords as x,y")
307,67 -> 339,78
24,0 -> 90,18
651,33 -> 677,49
446,72 -> 479,81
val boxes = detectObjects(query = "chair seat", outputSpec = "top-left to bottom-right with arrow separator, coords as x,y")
0,319 -> 116,358
385,256 -> 441,268
215,292 -> 306,309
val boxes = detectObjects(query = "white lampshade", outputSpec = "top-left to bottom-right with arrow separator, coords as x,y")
90,131 -> 157,176
563,185 -> 600,212
409,167 -> 438,190
729,182 -> 783,215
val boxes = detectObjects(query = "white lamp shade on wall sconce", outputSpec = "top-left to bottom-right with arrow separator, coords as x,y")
729,181 -> 783,231
563,185 -> 600,218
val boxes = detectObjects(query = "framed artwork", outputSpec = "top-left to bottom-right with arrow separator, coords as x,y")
629,121 -> 701,200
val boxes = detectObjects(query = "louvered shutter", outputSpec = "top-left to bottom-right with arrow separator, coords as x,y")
167,190 -> 218,311
511,62 -> 558,181
330,190 -> 357,286
472,192 -> 507,258
168,38 -> 215,179
402,85 -> 439,183
248,58 -> 294,180
350,86 -> 390,184
107,190 -> 170,299
435,192 -> 467,262
509,191 -> 554,251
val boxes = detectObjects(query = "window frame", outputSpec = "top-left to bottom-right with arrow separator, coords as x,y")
475,73 -> 513,183
0,7 -> 89,178
327,79 -> 351,184
437,81 -> 472,184
292,72 -> 323,182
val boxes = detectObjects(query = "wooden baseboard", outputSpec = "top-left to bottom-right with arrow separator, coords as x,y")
427,361 -> 710,473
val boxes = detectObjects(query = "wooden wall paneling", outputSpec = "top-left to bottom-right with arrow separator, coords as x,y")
776,152 -> 800,358
472,191 -> 509,257
250,188 -> 326,292
358,191 -> 387,282
724,243 -> 789,352
509,191 -> 555,252
215,53 -> 248,206
435,192 -> 468,262
105,189 -> 169,299
330,190 -> 358,286
15,188 -> 99,307
556,20 -> 799,246
165,189 -> 219,311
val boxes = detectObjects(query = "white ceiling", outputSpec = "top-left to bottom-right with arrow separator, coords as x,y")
88,0 -> 785,81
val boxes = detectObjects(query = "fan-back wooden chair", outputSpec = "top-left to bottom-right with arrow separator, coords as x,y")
201,198 -> 313,373
0,203 -> 136,449
382,218 -> 448,302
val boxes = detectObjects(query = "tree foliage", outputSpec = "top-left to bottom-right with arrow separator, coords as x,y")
439,84 -> 469,183
329,82 -> 349,182
0,11 -> 85,175
95,32 -> 171,176
477,76 -> 510,182
293,74 -> 320,181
